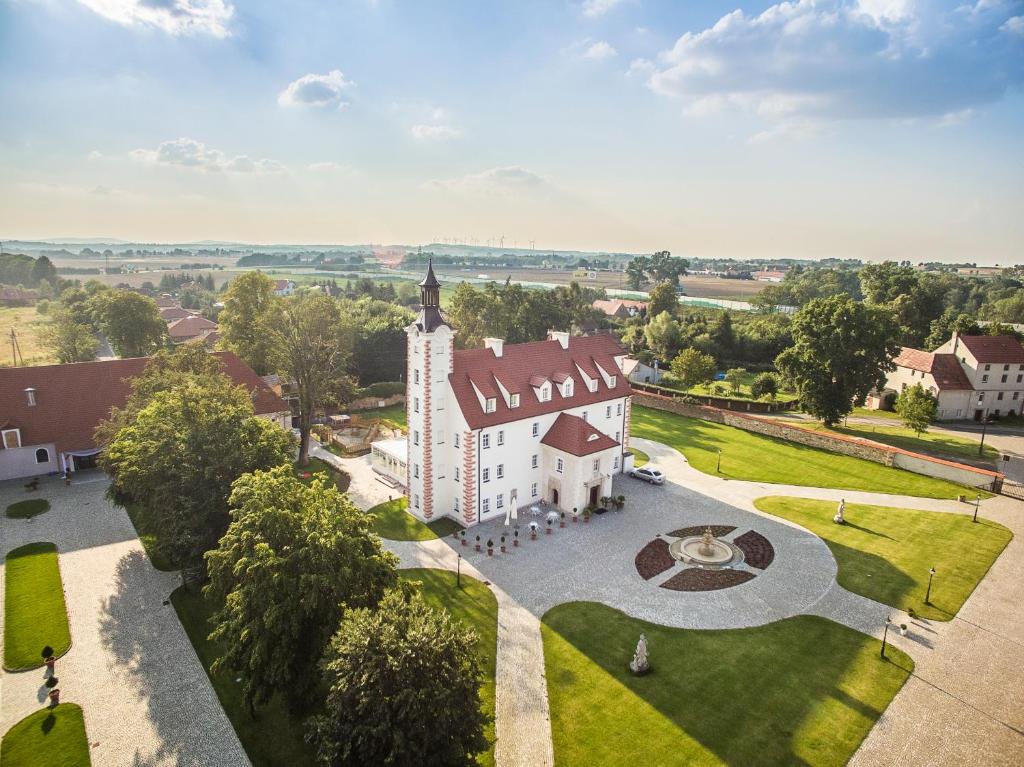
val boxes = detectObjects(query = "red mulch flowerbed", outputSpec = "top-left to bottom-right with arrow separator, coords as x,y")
659,568 -> 755,592
733,531 -> 775,570
667,525 -> 736,539
635,538 -> 676,581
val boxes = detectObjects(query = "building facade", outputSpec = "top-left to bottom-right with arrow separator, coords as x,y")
403,263 -> 632,528
880,333 -> 1024,421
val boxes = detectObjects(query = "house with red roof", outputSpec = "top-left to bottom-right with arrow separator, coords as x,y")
167,315 -> 218,343
880,332 -> 1024,420
273,279 -> 296,297
396,262 -> 632,528
0,352 -> 290,481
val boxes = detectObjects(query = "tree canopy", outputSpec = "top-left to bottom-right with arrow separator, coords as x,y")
308,588 -> 489,767
670,348 -> 717,390
219,271 -> 280,375
895,384 -> 938,437
205,466 -> 398,714
87,290 -> 166,357
776,295 -> 900,426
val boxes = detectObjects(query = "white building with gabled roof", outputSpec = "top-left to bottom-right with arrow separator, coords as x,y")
401,262 -> 632,528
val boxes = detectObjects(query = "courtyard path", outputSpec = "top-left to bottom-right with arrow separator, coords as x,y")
0,474 -> 249,767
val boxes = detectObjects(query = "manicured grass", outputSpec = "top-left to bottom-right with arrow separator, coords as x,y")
367,497 -> 463,540
0,704 -> 91,767
171,568 -> 497,767
790,421 -> 1000,463
851,407 -> 902,421
400,568 -> 498,767
754,496 -> 1013,620
677,369 -> 798,401
294,457 -> 351,493
6,499 -> 51,519
0,306 -> 56,366
170,587 -> 315,767
353,402 -> 407,429
3,543 -> 71,671
631,406 -> 979,500
630,447 -> 649,468
542,602 -> 912,767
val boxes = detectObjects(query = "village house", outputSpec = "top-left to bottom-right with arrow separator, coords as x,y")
592,298 -> 647,319
273,279 -> 297,297
389,263 -> 633,529
0,352 -> 290,481
876,333 -> 1024,421
167,315 -> 218,343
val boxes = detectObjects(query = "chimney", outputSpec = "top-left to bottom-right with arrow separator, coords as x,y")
24,387 -> 36,407
483,338 -> 505,358
548,330 -> 570,350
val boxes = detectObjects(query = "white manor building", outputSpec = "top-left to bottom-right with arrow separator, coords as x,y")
401,262 -> 633,528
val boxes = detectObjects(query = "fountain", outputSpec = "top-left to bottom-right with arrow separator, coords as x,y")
669,526 -> 744,567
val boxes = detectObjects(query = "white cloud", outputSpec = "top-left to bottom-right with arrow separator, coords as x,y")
627,58 -> 655,77
278,70 -> 355,109
1001,15 -> 1024,35
410,124 -> 463,141
645,0 -> 1024,122
583,40 -> 617,59
75,0 -> 234,37
87,150 -> 104,160
939,107 -> 975,126
131,138 -> 283,173
426,166 -> 549,195
581,0 -> 624,18
748,120 -> 825,145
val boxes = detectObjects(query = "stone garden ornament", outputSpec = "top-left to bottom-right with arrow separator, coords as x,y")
630,633 -> 650,676
834,499 -> 845,525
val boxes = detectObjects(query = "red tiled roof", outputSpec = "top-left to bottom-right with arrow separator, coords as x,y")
154,296 -> 177,308
929,354 -> 973,390
540,413 -> 619,457
160,306 -> 198,321
958,335 -> 1024,364
167,315 -> 218,340
592,299 -> 647,317
893,347 -> 972,390
0,352 -> 287,455
451,335 -> 629,430
274,279 -> 292,290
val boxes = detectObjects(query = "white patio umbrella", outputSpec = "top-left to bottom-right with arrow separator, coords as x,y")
511,505 -> 519,524
503,505 -> 512,526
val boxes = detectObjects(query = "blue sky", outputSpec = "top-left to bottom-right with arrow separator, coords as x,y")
0,0 -> 1022,262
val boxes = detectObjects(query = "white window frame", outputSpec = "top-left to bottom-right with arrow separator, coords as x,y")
414,369 -> 420,384
414,494 -> 420,509
557,458 -> 564,473
532,422 -> 539,437
454,432 -> 460,448
606,405 -> 612,418
1,429 -> 21,449
483,467 -> 491,483
455,465 -> 460,482
497,464 -> 504,479
413,463 -> 420,479
616,402 -> 622,416
563,380 -> 573,397
35,447 -> 49,464
531,482 -> 538,498
482,433 -> 490,449
531,454 -> 538,469
483,498 -> 490,514
497,493 -> 504,509
593,458 -> 600,473
497,430 -> 505,446
414,397 -> 420,413
510,393 -> 520,408
413,430 -> 420,446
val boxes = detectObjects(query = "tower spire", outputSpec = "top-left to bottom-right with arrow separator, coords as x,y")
416,258 -> 447,332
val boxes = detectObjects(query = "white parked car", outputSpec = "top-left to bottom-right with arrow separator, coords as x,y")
630,467 -> 665,485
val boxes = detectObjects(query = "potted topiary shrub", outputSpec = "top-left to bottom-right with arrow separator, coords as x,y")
616,495 -> 626,510
560,511 -> 566,528
572,506 -> 579,523
475,535 -> 481,553
513,527 -> 520,547
487,539 -> 494,557
45,676 -> 59,689
529,521 -> 539,540
500,535 -> 506,553
546,518 -> 553,535
460,530 -> 467,547
899,623 -> 908,636
583,507 -> 592,523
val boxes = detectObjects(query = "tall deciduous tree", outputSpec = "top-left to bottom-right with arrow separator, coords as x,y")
41,310 -> 97,363
895,383 -> 938,437
776,295 -> 900,426
205,466 -> 397,714
644,311 -> 682,362
100,374 -> 294,567
647,281 -> 678,319
750,372 -> 779,400
670,348 -> 717,390
219,271 -> 280,375
308,588 -> 488,767
274,292 -> 357,465
88,290 -> 166,357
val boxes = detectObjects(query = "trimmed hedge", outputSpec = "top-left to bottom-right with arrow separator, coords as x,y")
6,499 -> 51,519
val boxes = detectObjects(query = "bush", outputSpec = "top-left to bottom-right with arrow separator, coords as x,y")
750,372 -> 779,400
358,381 -> 405,399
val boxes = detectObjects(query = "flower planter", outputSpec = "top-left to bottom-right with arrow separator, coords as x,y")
48,689 -> 60,706
487,548 -> 493,557
531,531 -> 537,540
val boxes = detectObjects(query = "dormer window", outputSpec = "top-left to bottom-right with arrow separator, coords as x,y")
510,393 -> 520,409
609,376 -> 616,388
540,385 -> 550,402
589,380 -> 597,392
485,398 -> 496,413
2,429 -> 21,449
562,379 -> 573,397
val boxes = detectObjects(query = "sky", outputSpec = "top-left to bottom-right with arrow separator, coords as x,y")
0,0 -> 1022,263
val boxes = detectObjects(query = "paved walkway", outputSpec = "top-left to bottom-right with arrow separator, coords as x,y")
0,474 -> 249,767
310,445 -> 396,510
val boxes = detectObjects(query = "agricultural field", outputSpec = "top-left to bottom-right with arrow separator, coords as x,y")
0,305 -> 56,366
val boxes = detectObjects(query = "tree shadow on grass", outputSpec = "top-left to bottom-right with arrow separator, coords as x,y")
542,603 -> 912,767
98,549 -> 245,767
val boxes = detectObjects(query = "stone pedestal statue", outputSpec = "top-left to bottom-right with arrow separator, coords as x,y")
834,499 -> 846,525
629,633 -> 650,675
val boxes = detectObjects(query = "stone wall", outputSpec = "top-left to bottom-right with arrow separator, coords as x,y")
349,392 -> 405,412
633,389 -> 1002,491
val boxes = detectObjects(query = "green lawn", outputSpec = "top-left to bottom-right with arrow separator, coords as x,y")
630,447 -> 649,468
367,497 -> 463,540
754,496 -> 1013,620
665,369 -> 798,402
400,568 -> 498,767
171,568 -> 497,767
123,503 -> 175,572
542,603 -> 912,767
851,407 -> 902,421
6,499 -> 51,519
631,406 -> 980,500
294,457 -> 351,493
3,543 -> 71,671
353,402 -> 407,429
0,704 -> 91,767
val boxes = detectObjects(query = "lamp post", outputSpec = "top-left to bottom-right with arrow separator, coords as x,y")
977,394 -> 988,457
973,495 -> 981,524
457,553 -> 461,588
925,567 -> 936,605
716,449 -> 722,473
880,615 -> 892,659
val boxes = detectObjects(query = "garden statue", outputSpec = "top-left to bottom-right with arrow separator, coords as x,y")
629,633 -> 650,675
834,499 -> 846,525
